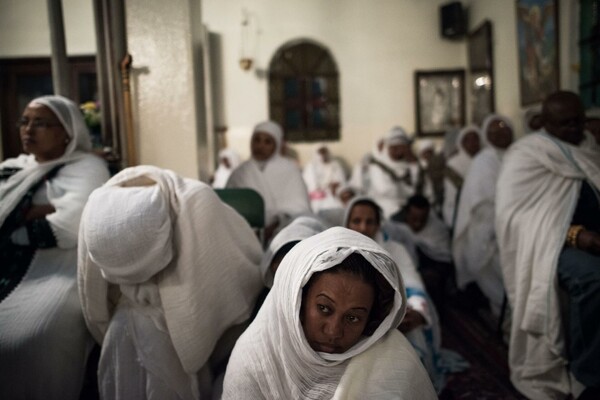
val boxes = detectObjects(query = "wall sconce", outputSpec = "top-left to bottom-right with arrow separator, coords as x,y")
239,8 -> 255,71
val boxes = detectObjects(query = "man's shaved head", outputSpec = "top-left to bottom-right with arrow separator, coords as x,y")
541,91 -> 585,145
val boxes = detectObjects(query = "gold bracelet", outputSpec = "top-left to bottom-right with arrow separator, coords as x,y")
566,225 -> 584,248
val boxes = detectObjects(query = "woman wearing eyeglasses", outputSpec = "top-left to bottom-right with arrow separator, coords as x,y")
0,95 -> 110,399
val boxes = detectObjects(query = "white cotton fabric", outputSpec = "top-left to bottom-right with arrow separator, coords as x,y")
348,138 -> 384,194
78,166 -> 264,399
84,185 -> 173,284
302,146 -> 347,213
452,145 -> 505,314
496,131 -> 600,399
212,148 -> 241,189
363,127 -> 416,218
386,126 -> 411,146
226,121 -> 310,226
442,125 -> 481,227
0,95 -> 109,400
260,216 -> 325,287
222,227 -> 436,399
386,213 -> 452,264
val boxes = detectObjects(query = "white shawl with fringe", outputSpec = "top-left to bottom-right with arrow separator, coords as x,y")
496,131 -> 600,399
222,227 -> 436,399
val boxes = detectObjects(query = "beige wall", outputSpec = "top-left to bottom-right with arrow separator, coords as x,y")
203,0 -> 466,167
0,0 -> 95,56
1,0 -> 580,174
126,0 -> 206,179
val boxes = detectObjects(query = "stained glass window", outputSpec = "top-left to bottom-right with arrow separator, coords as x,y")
269,40 -> 340,142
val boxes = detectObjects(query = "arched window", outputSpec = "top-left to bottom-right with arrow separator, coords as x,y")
268,40 -> 340,142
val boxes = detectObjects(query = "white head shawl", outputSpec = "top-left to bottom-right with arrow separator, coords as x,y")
260,216 -> 326,287
212,148 -> 242,188
446,124 -> 482,177
377,126 -> 412,179
416,139 -> 435,154
222,227 -> 407,399
78,165 -> 263,374
0,95 -> 94,228
385,126 -> 411,146
342,196 -> 426,292
83,185 -> 173,284
253,120 -> 283,156
523,105 -> 542,134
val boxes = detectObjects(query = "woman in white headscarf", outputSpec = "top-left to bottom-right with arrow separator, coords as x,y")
222,227 -> 437,399
0,95 -> 110,400
343,196 -> 448,392
442,125 -> 481,228
453,114 -> 514,316
226,121 -> 311,240
212,148 -> 241,189
78,165 -> 264,399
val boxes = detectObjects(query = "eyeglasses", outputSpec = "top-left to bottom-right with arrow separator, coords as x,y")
16,118 -> 62,130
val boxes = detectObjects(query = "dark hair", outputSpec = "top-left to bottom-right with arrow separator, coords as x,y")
303,252 -> 395,336
349,199 -> 382,225
271,240 -> 300,267
406,194 -> 430,210
391,194 -> 430,223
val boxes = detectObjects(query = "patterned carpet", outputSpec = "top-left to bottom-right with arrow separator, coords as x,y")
437,289 -> 526,400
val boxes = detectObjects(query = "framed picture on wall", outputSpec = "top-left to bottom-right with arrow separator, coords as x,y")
516,0 -> 559,106
467,20 -> 495,126
414,69 -> 466,137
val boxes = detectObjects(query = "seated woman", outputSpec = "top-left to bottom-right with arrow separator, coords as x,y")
222,227 -> 436,399
344,196 -> 448,392
78,165 -> 264,399
226,121 -> 311,241
0,95 -> 110,399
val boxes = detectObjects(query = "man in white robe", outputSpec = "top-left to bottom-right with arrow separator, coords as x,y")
362,127 -> 420,218
496,91 -> 600,400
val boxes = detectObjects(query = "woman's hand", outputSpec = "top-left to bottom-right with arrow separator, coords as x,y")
25,204 -> 56,221
577,229 -> 600,256
398,308 -> 427,333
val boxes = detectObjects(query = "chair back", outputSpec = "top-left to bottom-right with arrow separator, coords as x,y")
214,188 -> 265,230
